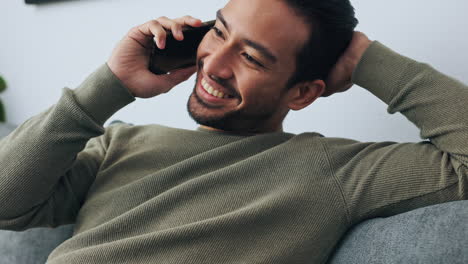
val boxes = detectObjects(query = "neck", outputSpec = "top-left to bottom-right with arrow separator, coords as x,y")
199,124 -> 284,135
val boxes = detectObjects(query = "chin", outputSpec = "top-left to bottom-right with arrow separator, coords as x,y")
187,92 -> 234,130
187,94 -> 276,133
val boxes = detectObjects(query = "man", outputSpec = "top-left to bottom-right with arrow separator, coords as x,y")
0,0 -> 466,263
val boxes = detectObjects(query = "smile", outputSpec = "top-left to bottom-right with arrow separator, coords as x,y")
201,78 -> 235,99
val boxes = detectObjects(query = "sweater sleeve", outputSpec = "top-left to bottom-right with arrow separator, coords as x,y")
0,64 -> 135,231
325,42 -> 468,225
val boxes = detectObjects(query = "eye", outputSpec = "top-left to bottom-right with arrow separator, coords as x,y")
242,53 -> 264,67
212,26 -> 224,39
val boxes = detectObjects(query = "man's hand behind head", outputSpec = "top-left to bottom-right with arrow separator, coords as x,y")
322,31 -> 371,97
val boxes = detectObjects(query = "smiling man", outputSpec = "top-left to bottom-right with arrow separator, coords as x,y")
187,2 -> 316,133
1,0 -> 468,263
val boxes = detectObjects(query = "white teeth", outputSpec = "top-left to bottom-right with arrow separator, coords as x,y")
201,78 -> 229,99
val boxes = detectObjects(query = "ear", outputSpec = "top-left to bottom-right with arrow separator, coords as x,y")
286,79 -> 325,111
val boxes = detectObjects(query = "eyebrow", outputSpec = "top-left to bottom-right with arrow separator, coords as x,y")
216,10 -> 278,64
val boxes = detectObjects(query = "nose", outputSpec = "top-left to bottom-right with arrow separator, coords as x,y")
202,44 -> 234,81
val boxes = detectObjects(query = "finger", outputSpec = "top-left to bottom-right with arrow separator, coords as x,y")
174,15 -> 202,28
158,66 -> 197,92
135,20 -> 167,49
321,89 -> 332,97
156,16 -> 184,41
125,26 -> 153,49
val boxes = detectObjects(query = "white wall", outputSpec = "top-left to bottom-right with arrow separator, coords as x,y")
1,0 -> 467,142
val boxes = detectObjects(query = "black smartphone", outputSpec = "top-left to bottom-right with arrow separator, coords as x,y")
148,20 -> 215,75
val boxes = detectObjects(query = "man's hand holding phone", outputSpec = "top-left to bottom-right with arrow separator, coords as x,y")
107,16 -> 202,98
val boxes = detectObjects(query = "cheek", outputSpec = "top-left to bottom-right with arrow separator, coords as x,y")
237,75 -> 284,106
197,34 -> 219,59
196,40 -> 207,60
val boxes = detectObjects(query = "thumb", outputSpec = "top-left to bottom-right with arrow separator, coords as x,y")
169,65 -> 198,82
134,66 -> 197,98
157,66 -> 198,93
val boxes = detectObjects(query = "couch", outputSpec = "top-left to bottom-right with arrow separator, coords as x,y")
1,122 -> 467,264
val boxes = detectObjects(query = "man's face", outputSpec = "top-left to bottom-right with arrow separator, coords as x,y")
187,0 -> 310,133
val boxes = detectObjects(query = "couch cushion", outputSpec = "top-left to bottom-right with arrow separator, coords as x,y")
0,225 -> 74,264
329,200 -> 468,264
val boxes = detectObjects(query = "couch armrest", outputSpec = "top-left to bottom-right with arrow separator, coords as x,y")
329,200 -> 468,264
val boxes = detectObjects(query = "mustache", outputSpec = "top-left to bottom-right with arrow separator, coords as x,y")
197,59 -> 239,98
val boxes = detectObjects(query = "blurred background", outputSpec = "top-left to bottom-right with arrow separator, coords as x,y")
0,0 -> 467,142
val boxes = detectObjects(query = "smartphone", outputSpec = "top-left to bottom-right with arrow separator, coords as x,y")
148,20 -> 215,75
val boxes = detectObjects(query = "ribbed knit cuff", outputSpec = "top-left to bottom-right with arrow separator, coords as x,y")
351,41 -> 416,105
73,63 -> 135,125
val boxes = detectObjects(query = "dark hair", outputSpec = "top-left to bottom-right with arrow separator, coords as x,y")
283,0 -> 358,88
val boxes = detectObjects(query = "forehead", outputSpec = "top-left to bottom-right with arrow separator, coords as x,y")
222,0 -> 310,65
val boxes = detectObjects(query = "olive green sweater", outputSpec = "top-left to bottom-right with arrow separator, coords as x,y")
0,42 -> 467,264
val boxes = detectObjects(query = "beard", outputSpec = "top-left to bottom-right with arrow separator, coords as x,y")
186,65 -> 281,133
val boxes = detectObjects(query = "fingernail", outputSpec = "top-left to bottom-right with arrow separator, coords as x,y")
159,38 -> 165,49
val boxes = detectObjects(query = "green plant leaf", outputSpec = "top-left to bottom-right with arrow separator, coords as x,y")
0,100 -> 5,122
0,76 -> 6,93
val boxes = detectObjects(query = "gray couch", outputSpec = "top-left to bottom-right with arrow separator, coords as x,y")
1,123 -> 467,264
